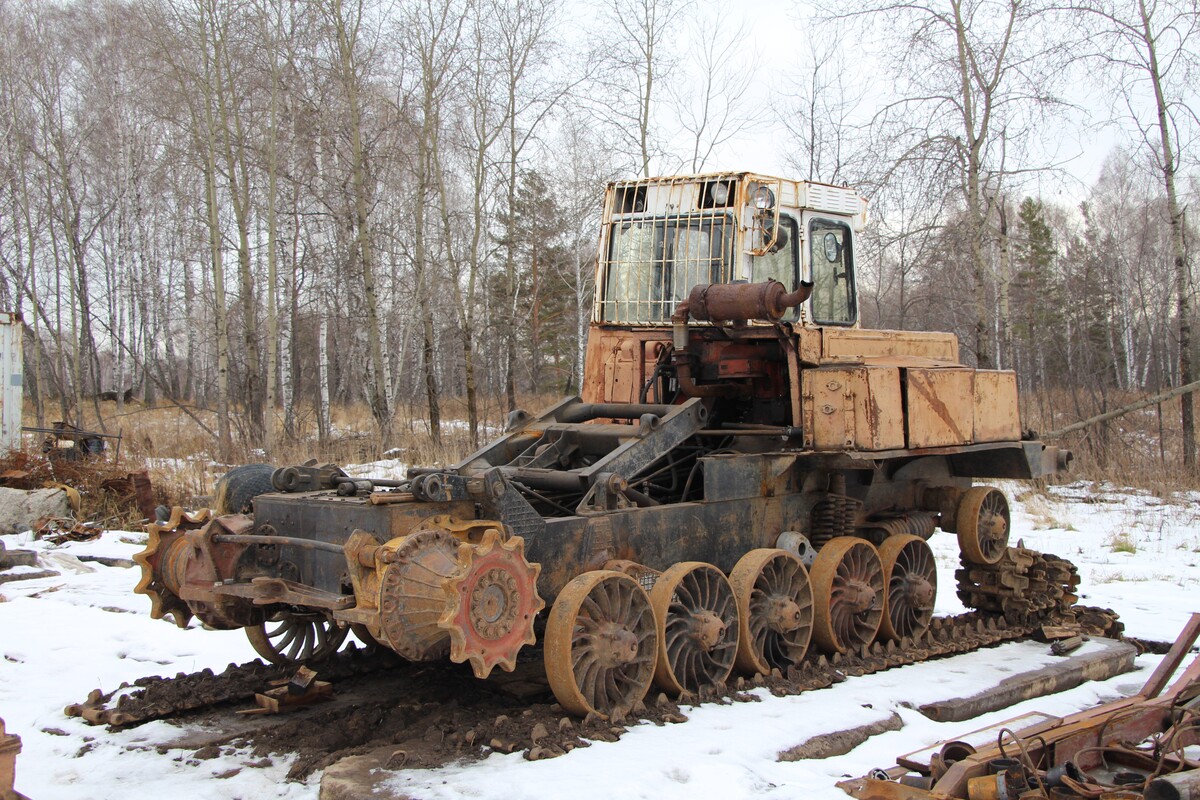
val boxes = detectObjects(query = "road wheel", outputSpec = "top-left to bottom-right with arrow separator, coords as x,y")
245,610 -> 348,664
544,571 -> 657,720
956,487 -> 1010,565
650,562 -> 739,696
811,537 -> 883,654
729,549 -> 813,675
878,535 -> 936,641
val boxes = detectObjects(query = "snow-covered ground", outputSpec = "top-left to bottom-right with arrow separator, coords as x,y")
0,480 -> 1197,800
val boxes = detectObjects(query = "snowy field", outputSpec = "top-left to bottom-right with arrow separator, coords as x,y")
0,479 -> 1198,800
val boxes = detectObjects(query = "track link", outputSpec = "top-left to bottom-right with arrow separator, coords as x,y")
65,610 -> 1118,731
65,643 -> 401,727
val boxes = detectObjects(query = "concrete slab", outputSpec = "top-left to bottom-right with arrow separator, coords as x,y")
917,637 -> 1137,722
321,746 -> 415,800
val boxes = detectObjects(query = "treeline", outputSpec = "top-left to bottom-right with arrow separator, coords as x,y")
0,0 -> 1196,465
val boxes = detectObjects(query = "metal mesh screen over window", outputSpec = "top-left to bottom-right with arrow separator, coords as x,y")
601,212 -> 735,323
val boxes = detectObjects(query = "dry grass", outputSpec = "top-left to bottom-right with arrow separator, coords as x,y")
20,393 -> 562,509
22,384 -> 1200,512
1021,388 -> 1200,495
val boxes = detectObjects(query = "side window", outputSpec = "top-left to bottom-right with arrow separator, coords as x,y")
751,215 -> 799,307
809,219 -> 856,325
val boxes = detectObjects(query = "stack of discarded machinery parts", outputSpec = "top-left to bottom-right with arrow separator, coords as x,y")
840,613 -> 1200,800
135,172 -> 1089,720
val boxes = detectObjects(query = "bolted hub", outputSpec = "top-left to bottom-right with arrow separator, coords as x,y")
764,597 -> 804,633
596,623 -> 640,667
841,580 -> 878,615
467,567 -> 519,638
905,576 -> 936,609
439,528 -> 545,679
691,610 -> 727,650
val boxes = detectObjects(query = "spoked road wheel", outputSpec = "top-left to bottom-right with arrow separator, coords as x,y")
878,534 -> 936,641
650,562 -> 739,697
245,611 -> 348,665
811,537 -> 884,654
544,571 -> 658,720
729,549 -> 813,676
956,487 -> 1010,565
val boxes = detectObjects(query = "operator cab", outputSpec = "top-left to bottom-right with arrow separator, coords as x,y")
595,173 -> 868,328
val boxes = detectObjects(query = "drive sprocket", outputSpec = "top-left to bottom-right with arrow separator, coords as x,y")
438,528 -> 544,679
133,507 -> 211,628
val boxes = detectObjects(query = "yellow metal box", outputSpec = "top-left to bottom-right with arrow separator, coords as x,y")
905,368 -> 975,448
973,370 -> 1021,442
802,366 -> 905,451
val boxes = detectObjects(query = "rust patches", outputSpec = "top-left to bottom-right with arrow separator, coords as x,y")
907,372 -> 965,440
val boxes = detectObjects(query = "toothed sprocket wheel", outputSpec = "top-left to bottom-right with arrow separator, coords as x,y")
133,507 -> 211,628
438,528 -> 544,678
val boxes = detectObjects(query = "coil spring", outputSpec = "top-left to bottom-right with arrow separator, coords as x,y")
810,474 -> 860,547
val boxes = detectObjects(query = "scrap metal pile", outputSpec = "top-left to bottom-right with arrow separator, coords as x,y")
840,614 -> 1200,800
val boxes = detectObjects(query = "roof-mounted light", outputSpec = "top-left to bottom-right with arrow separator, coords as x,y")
752,186 -> 775,209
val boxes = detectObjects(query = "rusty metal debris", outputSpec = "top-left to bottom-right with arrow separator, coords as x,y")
99,470 -> 155,520
0,718 -> 28,800
839,613 -> 1200,800
24,422 -> 122,461
36,517 -> 104,544
238,666 -> 333,716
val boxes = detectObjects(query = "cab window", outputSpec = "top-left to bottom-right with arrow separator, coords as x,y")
751,215 -> 799,317
602,213 -> 735,322
809,218 -> 855,325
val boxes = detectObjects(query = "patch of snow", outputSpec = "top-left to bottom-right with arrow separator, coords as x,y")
0,481 -> 1196,800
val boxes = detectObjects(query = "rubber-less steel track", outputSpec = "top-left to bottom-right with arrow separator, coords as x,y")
69,550 -> 1120,730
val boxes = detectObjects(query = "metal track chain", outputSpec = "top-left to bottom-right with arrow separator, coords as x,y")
65,642 -> 400,728
67,609 -> 1117,729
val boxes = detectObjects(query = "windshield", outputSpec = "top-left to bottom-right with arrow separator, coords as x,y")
601,213 -> 735,322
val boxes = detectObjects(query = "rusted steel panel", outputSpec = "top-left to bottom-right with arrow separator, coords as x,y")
803,366 -> 905,451
973,371 -> 1020,443
795,326 -> 823,365
821,328 -> 960,364
906,369 -> 975,448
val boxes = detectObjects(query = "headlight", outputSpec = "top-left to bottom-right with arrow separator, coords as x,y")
709,181 -> 730,205
752,186 -> 775,209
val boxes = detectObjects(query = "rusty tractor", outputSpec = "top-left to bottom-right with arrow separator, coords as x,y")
136,172 -> 1072,720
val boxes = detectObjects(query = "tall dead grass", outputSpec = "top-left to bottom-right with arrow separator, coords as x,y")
26,385 -> 1200,512
26,393 -> 561,507
1021,388 -> 1200,494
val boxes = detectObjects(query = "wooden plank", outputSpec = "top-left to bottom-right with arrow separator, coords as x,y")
1139,612 -> 1200,699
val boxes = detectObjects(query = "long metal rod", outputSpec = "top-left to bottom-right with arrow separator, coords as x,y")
212,534 -> 346,554
695,428 -> 802,437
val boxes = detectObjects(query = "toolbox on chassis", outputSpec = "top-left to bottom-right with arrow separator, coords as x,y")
136,171 -> 1071,720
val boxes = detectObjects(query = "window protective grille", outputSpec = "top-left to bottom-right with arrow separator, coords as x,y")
601,211 -> 736,323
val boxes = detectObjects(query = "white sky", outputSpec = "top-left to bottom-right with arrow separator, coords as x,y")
608,0 -> 1156,208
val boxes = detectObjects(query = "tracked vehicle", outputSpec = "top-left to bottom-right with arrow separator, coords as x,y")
136,172 -> 1073,720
